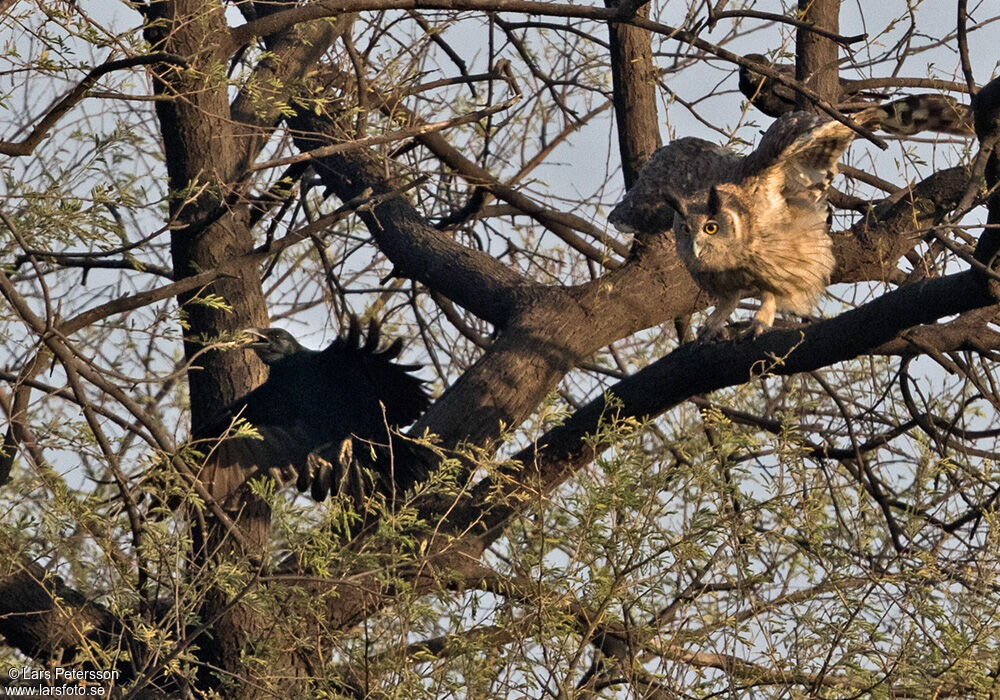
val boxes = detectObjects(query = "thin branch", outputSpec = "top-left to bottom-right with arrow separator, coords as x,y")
254,97 -> 513,172
251,64 -> 521,172
0,53 -> 187,157
228,0 -> 888,147
709,9 -> 866,45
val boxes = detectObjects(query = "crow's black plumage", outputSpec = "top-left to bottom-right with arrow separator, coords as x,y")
195,318 -> 431,506
241,322 -> 427,450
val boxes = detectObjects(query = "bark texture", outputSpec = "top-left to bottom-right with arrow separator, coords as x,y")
606,0 -> 662,189
796,0 -> 842,110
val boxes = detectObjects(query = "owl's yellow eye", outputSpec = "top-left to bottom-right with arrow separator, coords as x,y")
703,221 -> 719,235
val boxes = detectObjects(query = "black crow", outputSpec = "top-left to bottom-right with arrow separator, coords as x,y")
196,318 -> 431,506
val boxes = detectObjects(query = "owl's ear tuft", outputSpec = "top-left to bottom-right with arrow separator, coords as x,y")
707,186 -> 721,217
662,187 -> 688,220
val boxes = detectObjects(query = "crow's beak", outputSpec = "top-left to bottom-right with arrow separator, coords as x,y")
243,328 -> 268,347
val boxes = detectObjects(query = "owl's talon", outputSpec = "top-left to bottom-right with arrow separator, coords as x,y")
751,320 -> 770,338
695,327 -> 718,343
696,323 -> 736,343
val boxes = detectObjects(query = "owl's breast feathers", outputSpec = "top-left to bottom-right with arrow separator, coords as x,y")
747,213 -> 835,313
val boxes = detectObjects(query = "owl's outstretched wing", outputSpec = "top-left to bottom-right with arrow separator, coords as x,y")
865,94 -> 972,136
740,94 -> 973,208
738,112 -> 855,208
608,137 -> 740,235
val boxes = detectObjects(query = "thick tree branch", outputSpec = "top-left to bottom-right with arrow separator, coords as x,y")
832,165 -> 969,282
972,77 -> 1000,267
465,269 -> 997,542
287,115 -> 526,326
605,0 -> 660,189
0,550 -> 138,686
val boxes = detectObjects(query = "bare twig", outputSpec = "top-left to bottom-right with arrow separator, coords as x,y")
249,75 -> 520,172
710,8 -> 867,45
0,53 -> 187,157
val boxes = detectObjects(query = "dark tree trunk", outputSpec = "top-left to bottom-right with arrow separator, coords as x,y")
142,1 -> 274,694
796,0 -> 842,110
4,4 -> 999,697
605,0 -> 661,189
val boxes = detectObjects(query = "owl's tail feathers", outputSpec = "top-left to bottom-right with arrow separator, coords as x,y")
861,95 -> 974,137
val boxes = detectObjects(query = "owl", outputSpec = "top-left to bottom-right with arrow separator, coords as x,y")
609,95 -> 970,338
